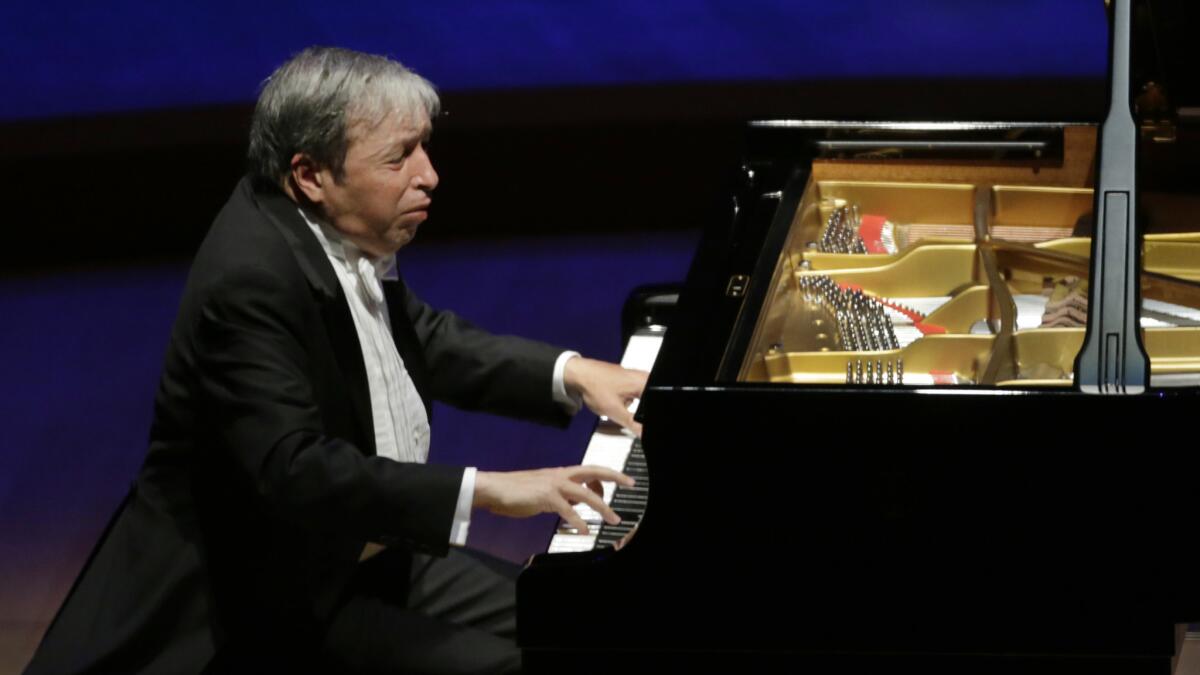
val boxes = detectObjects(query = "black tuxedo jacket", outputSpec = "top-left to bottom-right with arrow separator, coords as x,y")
26,178 -> 569,674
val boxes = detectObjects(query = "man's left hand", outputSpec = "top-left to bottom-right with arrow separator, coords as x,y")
563,357 -> 649,437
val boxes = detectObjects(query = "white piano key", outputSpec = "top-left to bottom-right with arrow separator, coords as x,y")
619,333 -> 663,372
547,329 -> 663,554
572,505 -> 600,524
619,333 -> 663,415
548,533 -> 599,553
579,430 -> 635,470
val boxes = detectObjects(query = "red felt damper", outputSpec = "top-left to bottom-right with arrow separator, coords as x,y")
857,214 -> 889,254
930,370 -> 957,385
839,282 -> 947,336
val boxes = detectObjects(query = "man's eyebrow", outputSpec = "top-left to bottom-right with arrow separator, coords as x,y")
375,134 -> 420,159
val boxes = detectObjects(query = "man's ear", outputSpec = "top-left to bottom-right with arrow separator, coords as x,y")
289,153 -> 326,205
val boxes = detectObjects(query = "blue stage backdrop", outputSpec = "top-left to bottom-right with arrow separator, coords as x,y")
0,232 -> 698,647
1,0 -> 1106,121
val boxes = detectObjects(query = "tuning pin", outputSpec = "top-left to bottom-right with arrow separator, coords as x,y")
865,360 -> 873,383
846,361 -> 854,384
887,361 -> 895,385
855,359 -> 864,384
897,358 -> 904,385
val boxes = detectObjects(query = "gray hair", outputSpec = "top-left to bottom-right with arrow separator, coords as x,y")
247,46 -> 440,184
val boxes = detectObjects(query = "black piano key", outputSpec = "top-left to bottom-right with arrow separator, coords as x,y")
596,531 -> 633,545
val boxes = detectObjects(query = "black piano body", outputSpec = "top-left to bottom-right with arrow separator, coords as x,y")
518,2 -> 1200,672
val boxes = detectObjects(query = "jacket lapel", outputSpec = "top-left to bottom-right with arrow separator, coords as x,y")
249,178 -> 377,455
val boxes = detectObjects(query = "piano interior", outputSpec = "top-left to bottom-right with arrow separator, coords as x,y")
738,127 -> 1200,388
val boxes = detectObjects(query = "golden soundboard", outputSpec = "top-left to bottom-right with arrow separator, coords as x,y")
738,126 -> 1200,389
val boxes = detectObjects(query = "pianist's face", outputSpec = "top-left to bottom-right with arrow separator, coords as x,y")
306,111 -> 439,258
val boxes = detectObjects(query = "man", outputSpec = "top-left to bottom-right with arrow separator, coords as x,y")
27,47 -> 646,674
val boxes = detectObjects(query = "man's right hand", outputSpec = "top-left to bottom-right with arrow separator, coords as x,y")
474,466 -> 634,535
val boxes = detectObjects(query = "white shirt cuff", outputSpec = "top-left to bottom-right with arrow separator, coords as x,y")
552,351 -> 582,414
449,466 -> 476,547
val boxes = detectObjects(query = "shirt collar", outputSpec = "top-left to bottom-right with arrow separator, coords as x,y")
297,206 -> 397,282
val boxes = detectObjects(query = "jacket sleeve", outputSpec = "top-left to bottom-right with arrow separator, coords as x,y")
396,278 -> 572,428
193,265 -> 462,555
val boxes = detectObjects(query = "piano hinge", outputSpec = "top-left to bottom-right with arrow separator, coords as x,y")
726,274 -> 750,297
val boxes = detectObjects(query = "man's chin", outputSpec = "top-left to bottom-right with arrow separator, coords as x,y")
391,227 -> 418,250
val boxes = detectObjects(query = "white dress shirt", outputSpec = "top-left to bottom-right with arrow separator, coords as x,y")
300,208 -> 579,546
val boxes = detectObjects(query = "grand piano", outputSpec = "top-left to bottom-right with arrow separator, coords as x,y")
519,1 -> 1200,672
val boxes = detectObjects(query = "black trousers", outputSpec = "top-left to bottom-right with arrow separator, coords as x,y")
319,547 -> 523,675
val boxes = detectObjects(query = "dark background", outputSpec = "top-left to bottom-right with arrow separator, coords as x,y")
6,0 -> 1175,670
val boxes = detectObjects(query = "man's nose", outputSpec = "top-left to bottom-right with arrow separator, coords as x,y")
414,146 -> 439,192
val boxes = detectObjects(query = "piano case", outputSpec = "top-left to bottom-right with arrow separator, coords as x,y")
519,1 -> 1200,672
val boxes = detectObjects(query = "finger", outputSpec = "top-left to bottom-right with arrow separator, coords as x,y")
562,482 -> 620,526
607,403 -> 642,439
586,479 -> 603,498
567,465 -> 635,487
624,369 -> 650,397
628,419 -> 644,439
614,522 -> 639,551
553,497 -> 591,535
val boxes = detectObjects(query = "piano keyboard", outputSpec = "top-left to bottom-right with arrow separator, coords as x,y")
547,329 -> 664,554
